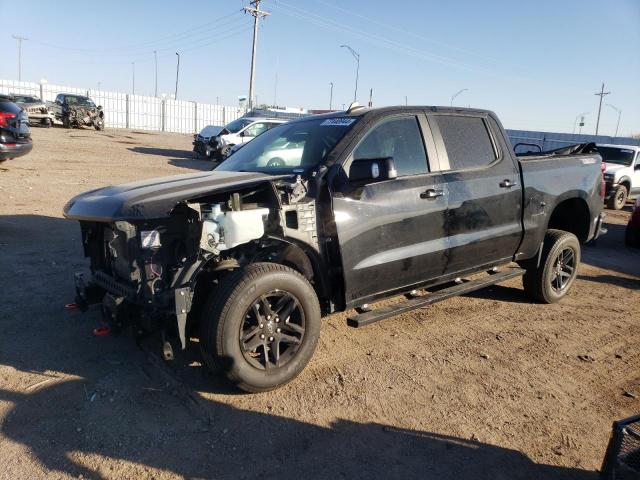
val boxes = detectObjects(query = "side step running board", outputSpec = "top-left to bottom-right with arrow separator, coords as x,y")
347,267 -> 525,328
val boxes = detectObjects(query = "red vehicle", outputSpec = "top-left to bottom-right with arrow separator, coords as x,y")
626,198 -> 640,247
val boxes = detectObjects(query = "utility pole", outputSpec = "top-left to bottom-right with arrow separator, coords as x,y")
405,95 -> 408,106
368,88 -> 373,107
594,82 -> 610,136
329,82 -> 334,110
175,52 -> 180,100
607,104 -> 621,138
340,44 -> 360,102
131,62 -> 135,95
244,0 -> 270,110
12,35 -> 28,81
154,50 -> 158,97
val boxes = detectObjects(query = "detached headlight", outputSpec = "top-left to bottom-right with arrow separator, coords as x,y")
140,230 -> 161,249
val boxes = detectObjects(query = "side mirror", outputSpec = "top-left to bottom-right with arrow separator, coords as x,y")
635,164 -> 640,171
349,157 -> 398,183
239,131 -> 246,138
97,105 -> 102,110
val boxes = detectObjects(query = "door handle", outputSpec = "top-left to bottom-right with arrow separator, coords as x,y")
420,189 -> 444,199
499,179 -> 517,188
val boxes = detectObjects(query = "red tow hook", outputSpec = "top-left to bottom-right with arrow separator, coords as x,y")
65,302 -> 80,311
93,326 -> 111,337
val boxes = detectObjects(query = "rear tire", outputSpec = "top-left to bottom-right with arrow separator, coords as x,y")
522,229 -> 580,303
607,185 -> 628,210
62,115 -> 71,129
199,263 -> 321,393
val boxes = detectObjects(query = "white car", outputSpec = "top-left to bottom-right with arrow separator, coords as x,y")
599,144 -> 640,210
255,139 -> 305,167
213,117 -> 288,160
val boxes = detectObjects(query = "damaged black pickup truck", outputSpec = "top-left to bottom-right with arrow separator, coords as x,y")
64,105 -> 605,392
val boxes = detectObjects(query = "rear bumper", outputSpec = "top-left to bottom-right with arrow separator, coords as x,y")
0,140 -> 33,161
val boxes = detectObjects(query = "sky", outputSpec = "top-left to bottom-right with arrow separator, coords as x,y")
1,0 -> 639,136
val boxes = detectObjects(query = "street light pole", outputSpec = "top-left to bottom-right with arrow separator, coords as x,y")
450,88 -> 468,106
573,112 -> 588,134
329,82 -> 334,110
175,52 -> 180,100
340,44 -> 360,102
607,104 -> 621,138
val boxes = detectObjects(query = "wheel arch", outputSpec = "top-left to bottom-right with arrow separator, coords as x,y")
546,195 -> 591,243
618,177 -> 632,191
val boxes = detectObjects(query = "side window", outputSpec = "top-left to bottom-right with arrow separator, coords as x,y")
244,122 -> 269,137
55,94 -> 63,104
353,116 -> 428,176
436,115 -> 496,170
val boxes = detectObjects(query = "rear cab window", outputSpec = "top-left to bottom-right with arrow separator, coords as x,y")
433,115 -> 497,171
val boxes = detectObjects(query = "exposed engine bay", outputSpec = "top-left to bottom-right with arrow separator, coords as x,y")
71,174 -> 323,351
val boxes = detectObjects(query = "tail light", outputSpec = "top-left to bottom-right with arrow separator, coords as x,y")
0,111 -> 16,127
600,161 -> 607,200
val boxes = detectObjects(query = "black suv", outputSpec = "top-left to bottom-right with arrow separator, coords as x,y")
0,95 -> 33,163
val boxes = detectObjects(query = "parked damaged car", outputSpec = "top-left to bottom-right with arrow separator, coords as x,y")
11,95 -> 55,127
64,105 -> 605,392
193,117 -> 287,160
50,94 -> 105,130
0,95 -> 33,163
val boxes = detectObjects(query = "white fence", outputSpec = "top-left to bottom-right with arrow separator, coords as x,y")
0,79 -> 246,134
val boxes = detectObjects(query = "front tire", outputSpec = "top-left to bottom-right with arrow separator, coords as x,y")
200,263 -> 321,392
607,185 -> 628,210
521,229 -> 580,303
62,115 -> 71,129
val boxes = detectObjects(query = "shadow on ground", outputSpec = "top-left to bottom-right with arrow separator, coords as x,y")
0,215 -> 599,479
583,221 -> 640,278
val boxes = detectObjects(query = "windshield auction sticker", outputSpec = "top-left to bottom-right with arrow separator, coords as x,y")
321,118 -> 356,126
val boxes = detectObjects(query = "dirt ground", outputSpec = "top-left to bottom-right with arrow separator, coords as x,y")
0,126 -> 638,480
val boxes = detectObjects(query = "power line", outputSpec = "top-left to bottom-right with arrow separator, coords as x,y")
244,0 -> 270,109
270,1 -> 496,75
12,35 -> 29,81
27,11 -> 242,56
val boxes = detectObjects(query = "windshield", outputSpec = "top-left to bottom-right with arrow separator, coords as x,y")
223,118 -> 254,134
598,146 -> 636,166
216,117 -> 359,174
14,96 -> 39,103
66,96 -> 96,108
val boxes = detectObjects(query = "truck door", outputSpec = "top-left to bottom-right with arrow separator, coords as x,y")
429,113 -> 523,275
332,114 -> 449,308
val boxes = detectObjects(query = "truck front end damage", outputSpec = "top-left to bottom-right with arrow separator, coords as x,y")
64,172 -> 323,353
